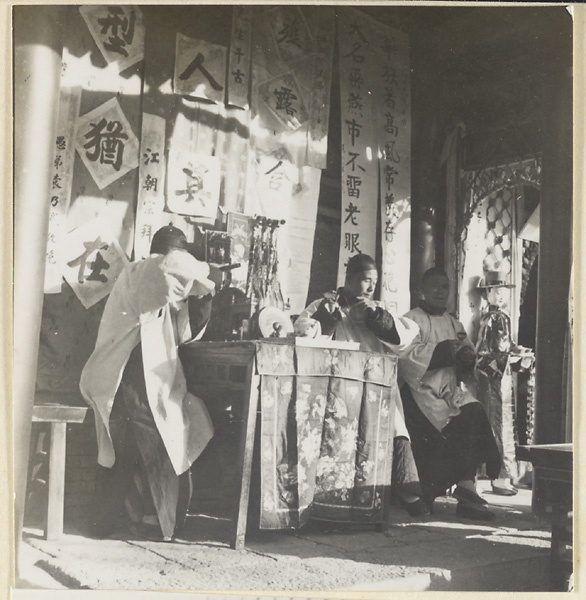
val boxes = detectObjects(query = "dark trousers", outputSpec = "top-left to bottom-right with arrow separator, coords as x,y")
92,344 -> 192,539
401,385 -> 502,501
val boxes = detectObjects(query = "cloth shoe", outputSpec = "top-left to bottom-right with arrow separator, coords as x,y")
399,497 -> 431,517
452,485 -> 488,506
456,502 -> 496,521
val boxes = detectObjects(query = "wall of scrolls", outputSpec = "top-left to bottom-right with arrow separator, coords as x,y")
35,5 -> 413,404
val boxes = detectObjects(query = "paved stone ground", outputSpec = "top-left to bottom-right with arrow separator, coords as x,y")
15,481 -> 552,594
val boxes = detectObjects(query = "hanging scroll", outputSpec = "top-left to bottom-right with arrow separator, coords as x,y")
134,113 -> 166,260
44,86 -> 82,294
63,217 -> 129,309
372,24 -> 411,314
227,6 -> 252,109
75,97 -> 140,190
173,34 -> 227,103
337,9 -> 378,285
166,149 -> 221,219
79,5 -> 144,72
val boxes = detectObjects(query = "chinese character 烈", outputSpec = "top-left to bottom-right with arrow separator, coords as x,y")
347,92 -> 363,116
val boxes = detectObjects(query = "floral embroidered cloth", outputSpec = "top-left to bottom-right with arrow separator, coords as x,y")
256,343 -> 398,528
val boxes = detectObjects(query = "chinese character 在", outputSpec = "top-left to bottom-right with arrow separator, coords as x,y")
273,86 -> 297,117
83,118 -> 129,171
343,42 -> 365,64
345,119 -> 362,146
347,92 -> 363,116
232,68 -> 245,84
349,68 -> 364,90
56,136 -> 66,150
276,16 -> 302,48
383,141 -> 401,163
344,202 -> 361,225
384,112 -> 398,137
97,7 -> 136,58
346,175 -> 362,199
345,151 -> 365,173
143,175 -> 158,192
344,232 -> 361,253
67,237 -> 110,284
86,252 -> 110,283
179,52 -> 224,92
142,148 -> 160,164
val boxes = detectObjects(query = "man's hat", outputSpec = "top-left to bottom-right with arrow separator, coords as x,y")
477,270 -> 515,289
150,225 -> 189,255
346,253 -> 377,274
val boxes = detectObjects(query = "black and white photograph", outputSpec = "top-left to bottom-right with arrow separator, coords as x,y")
10,2 -> 577,596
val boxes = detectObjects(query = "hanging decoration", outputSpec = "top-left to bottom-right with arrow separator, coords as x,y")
372,23 -> 411,315
44,86 -> 82,294
62,217 -> 129,309
75,97 -> 140,190
173,34 -> 227,103
133,113 -> 167,260
337,9 -> 379,285
227,212 -> 253,293
79,5 -> 144,72
227,6 -> 252,109
166,149 -> 221,220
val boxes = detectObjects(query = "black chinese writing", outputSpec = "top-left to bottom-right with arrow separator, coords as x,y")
383,141 -> 400,163
344,232 -> 361,253
67,237 -> 110,284
56,136 -> 66,150
343,42 -> 365,64
344,202 -> 360,225
345,151 -> 365,172
83,118 -> 128,171
346,175 -> 362,198
232,68 -> 245,84
98,7 -> 136,58
349,68 -> 364,91
276,16 -> 301,48
274,87 -> 297,116
345,119 -> 362,146
177,167 -> 204,203
179,53 -> 224,92
384,112 -> 398,136
142,148 -> 160,164
143,175 -> 158,192
347,92 -> 363,116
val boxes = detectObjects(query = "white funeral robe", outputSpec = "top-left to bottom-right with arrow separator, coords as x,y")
300,297 -> 419,438
398,307 -> 477,432
80,250 -> 214,475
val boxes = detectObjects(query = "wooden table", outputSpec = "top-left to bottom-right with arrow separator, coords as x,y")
180,339 -> 399,549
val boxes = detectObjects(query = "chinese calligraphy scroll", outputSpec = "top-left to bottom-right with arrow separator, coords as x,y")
62,217 -> 129,309
134,113 -> 167,260
337,10 -> 379,285
227,6 -> 252,109
75,97 -> 140,190
44,86 -> 81,294
372,23 -> 411,314
79,5 -> 144,72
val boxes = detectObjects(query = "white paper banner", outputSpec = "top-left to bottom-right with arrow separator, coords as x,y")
76,97 -> 140,190
63,217 -> 129,309
228,6 -> 252,109
174,34 -> 227,103
44,86 -> 82,294
166,150 -> 221,219
134,113 -> 167,260
372,23 -> 411,314
337,10 -> 378,285
79,5 -> 144,72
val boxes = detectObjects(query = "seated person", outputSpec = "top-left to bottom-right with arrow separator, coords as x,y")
81,225 -> 216,540
398,267 -> 502,521
299,253 -> 428,517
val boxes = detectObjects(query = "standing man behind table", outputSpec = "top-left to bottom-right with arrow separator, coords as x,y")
80,225 -> 216,541
299,253 -> 429,517
398,267 -> 502,521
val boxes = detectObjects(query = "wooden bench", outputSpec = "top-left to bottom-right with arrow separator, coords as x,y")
32,404 -> 92,540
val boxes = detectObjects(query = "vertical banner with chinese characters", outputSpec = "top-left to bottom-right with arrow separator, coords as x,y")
44,86 -> 82,294
337,10 -> 378,286
134,113 -> 166,260
372,23 -> 411,314
227,6 -> 252,109
79,5 -> 144,72
63,217 -> 129,309
75,97 -> 140,190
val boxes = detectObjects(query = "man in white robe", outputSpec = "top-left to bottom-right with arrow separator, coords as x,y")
398,267 -> 502,521
80,226 -> 215,540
